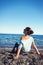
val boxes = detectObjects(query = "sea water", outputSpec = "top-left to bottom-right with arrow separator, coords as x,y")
0,34 -> 43,50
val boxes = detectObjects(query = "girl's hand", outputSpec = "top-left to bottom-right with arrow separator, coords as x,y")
13,55 -> 19,60
37,52 -> 40,55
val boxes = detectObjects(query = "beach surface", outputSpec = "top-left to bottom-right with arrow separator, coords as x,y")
0,49 -> 43,65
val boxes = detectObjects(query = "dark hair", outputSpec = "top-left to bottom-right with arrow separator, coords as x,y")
24,27 -> 34,35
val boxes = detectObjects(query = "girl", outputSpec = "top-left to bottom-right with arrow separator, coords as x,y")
13,27 -> 41,60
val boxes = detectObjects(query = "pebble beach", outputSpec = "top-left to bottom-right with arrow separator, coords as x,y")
0,49 -> 43,65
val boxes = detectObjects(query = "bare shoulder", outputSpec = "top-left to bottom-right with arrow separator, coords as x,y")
21,36 -> 25,40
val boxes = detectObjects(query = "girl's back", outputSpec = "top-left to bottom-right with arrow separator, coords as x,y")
21,35 -> 34,52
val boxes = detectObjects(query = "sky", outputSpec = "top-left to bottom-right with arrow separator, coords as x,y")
0,0 -> 43,35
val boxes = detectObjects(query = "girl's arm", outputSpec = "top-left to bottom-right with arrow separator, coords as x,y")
16,47 -> 22,57
13,47 -> 22,59
32,41 -> 40,55
13,43 -> 22,59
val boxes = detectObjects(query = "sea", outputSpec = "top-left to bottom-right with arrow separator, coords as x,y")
0,34 -> 43,50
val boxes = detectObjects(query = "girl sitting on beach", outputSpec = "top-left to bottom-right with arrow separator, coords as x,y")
12,27 -> 41,60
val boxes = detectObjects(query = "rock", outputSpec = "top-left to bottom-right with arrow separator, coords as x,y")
0,60 -> 4,65
0,50 -> 43,65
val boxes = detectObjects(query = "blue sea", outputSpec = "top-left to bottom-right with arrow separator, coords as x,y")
0,34 -> 43,50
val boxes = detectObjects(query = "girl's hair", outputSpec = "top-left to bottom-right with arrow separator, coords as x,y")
24,27 -> 34,35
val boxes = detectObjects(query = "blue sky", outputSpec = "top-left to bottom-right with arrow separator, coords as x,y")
0,0 -> 43,34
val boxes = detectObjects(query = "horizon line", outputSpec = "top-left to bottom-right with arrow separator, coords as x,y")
0,33 -> 43,35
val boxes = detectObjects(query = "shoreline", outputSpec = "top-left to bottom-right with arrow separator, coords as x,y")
0,47 -> 43,51
0,48 -> 43,54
